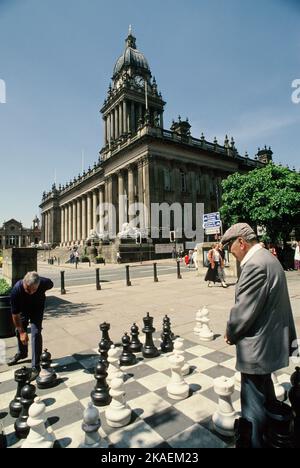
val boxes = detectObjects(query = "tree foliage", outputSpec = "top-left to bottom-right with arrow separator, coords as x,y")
220,164 -> 300,243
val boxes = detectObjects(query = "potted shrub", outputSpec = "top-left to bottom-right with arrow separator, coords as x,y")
0,279 -> 15,338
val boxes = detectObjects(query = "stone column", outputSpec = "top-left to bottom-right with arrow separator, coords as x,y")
61,207 -> 65,246
123,100 -> 127,134
107,114 -> 111,148
137,159 -> 145,230
72,201 -> 77,244
128,165 -> 135,223
99,185 -> 104,236
77,198 -> 81,242
104,117 -> 107,145
143,157 -> 151,235
48,211 -> 51,245
93,190 -> 98,231
64,205 -> 68,246
115,108 -> 119,140
118,171 -> 126,232
87,192 -> 92,236
130,101 -> 135,134
82,195 -> 87,242
107,176 -> 114,238
68,204 -> 72,246
119,104 -> 123,136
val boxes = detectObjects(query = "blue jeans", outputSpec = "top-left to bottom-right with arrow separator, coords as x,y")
16,317 -> 43,369
241,373 -> 276,448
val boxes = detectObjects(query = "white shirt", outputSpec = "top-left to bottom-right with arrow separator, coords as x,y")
295,246 -> 300,261
240,244 -> 263,267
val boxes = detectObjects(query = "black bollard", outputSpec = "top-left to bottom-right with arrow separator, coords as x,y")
126,265 -> 131,287
177,260 -> 182,279
153,263 -> 158,282
60,271 -> 66,295
96,268 -> 101,291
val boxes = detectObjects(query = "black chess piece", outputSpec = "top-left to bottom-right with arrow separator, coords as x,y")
263,400 -> 295,448
99,322 -> 113,348
129,323 -> 142,353
14,382 -> 36,439
119,333 -> 137,366
234,417 -> 252,448
9,367 -> 32,418
0,421 -> 7,449
98,338 -> 110,368
160,323 -> 174,353
161,315 -> 175,340
36,349 -> 58,389
142,313 -> 159,359
90,359 -> 111,407
289,367 -> 300,448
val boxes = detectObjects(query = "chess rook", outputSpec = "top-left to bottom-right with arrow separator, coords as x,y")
212,376 -> 236,437
167,354 -> 189,400
9,367 -> 32,418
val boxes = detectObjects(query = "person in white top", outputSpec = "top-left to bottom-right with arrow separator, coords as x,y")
294,241 -> 300,271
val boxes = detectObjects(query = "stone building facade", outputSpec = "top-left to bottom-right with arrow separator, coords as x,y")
0,217 -> 41,249
40,30 -> 271,248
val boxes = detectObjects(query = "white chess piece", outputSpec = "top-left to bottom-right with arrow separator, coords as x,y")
105,377 -> 131,428
194,309 -> 203,335
79,402 -> 108,448
21,398 -> 54,449
167,354 -> 189,400
272,373 -> 286,402
173,338 -> 190,376
198,306 -> 214,342
212,376 -> 236,437
107,345 -> 123,385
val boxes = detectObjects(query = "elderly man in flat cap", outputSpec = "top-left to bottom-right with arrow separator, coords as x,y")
221,223 -> 297,448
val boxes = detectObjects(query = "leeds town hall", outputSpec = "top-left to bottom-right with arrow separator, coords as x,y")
40,29 -> 270,257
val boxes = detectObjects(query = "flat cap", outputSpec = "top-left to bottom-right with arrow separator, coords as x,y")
221,223 -> 257,245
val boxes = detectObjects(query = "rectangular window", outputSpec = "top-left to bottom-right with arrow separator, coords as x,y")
164,168 -> 171,191
181,171 -> 187,192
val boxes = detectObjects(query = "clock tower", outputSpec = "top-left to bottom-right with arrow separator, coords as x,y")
100,27 -> 166,161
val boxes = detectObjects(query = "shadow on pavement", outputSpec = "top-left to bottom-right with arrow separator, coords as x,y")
44,296 -> 101,320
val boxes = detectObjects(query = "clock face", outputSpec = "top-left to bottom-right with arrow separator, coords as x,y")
134,75 -> 145,87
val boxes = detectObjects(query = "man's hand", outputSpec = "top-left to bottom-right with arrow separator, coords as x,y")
224,334 -> 233,346
20,332 -> 29,346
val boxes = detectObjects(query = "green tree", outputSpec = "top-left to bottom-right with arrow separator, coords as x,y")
220,163 -> 300,243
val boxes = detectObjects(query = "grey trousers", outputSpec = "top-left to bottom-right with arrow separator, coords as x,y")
241,373 -> 276,448
16,318 -> 43,369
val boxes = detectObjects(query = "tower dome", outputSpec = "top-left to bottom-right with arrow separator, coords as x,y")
113,27 -> 150,77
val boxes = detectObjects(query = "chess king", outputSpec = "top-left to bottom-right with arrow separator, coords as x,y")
8,272 -> 54,381
222,223 -> 297,448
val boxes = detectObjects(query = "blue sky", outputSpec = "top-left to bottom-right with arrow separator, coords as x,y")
0,0 -> 299,227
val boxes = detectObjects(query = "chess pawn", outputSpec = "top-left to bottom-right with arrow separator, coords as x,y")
288,367 -> 300,448
15,382 -> 36,439
36,349 -> 58,390
272,372 -> 286,402
193,309 -> 203,336
212,376 -> 236,437
21,398 -> 54,448
198,306 -> 214,342
119,333 -> 137,367
173,338 -> 189,376
99,322 -> 113,349
79,402 -> 109,448
129,323 -> 142,353
0,421 -> 6,449
161,315 -> 175,340
98,338 -> 110,368
107,345 -> 123,385
9,367 -> 32,418
234,372 -> 241,392
167,354 -> 189,400
160,323 -> 174,354
105,377 -> 132,428
91,360 -> 111,407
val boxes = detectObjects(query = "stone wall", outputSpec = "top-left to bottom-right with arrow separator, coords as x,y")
2,248 -> 37,287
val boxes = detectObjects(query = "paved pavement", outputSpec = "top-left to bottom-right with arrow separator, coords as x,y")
1,269 -> 299,374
